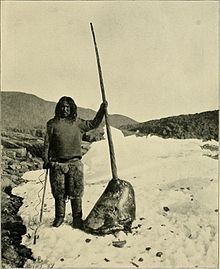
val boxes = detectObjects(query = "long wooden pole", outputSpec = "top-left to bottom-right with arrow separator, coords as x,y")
39,169 -> 49,222
90,23 -> 118,180
33,169 -> 48,244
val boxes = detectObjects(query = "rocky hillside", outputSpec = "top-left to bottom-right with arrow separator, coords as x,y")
1,133 -> 43,268
120,110 -> 218,141
1,130 -> 91,268
1,91 -> 138,130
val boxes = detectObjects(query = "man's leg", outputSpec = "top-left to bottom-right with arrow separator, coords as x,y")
50,163 -> 66,227
53,199 -> 66,227
67,160 -> 84,229
71,198 -> 83,229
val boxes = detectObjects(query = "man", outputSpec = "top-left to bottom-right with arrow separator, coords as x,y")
43,96 -> 107,229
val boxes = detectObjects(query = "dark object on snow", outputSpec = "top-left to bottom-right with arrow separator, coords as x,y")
84,179 -> 135,234
112,240 -> 127,248
84,23 -> 136,235
163,206 -> 170,212
156,252 -> 163,257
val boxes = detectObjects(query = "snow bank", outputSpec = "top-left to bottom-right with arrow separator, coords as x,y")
13,128 -> 218,268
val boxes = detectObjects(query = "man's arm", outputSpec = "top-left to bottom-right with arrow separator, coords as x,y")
79,102 -> 107,132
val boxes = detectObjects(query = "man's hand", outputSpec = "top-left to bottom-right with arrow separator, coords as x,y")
43,161 -> 50,169
100,101 -> 108,110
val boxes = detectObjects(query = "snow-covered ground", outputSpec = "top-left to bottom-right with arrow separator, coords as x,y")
13,128 -> 218,268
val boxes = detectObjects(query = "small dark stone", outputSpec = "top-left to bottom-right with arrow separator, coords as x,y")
163,207 -> 170,212
138,257 -> 144,262
162,213 -> 167,216
191,199 -> 194,201
161,224 -> 165,227
85,238 -> 91,243
214,209 -> 218,212
139,217 -> 145,221
170,230 -> 174,233
186,187 -> 190,190
147,227 -> 152,230
26,234 -> 31,239
60,258 -> 64,262
130,261 -> 139,268
17,245 -> 32,258
145,247 -> 151,251
104,258 -> 110,262
156,252 -> 163,257
112,240 -> 126,248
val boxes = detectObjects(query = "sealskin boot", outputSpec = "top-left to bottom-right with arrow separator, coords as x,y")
53,199 -> 65,227
71,198 -> 83,229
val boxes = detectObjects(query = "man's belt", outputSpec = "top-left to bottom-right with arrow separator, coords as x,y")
51,156 -> 81,163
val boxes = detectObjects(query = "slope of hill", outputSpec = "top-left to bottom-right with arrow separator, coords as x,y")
109,114 -> 138,128
120,110 -> 219,141
1,92 -> 137,130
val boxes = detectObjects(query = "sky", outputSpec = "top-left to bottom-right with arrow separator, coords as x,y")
2,1 -> 218,122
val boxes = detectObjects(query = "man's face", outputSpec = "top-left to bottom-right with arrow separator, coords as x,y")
60,101 -> 71,118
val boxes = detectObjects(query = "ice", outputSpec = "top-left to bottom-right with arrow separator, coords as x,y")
13,127 -> 218,268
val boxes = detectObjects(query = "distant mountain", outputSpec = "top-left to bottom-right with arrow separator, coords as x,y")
1,91 -> 138,130
120,110 -> 219,141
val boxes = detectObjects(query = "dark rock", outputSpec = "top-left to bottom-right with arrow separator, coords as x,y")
4,186 -> 12,195
112,240 -> 127,248
14,148 -> 27,158
130,261 -> 139,267
85,238 -> 91,243
138,257 -> 144,262
5,150 -> 16,159
2,245 -> 20,261
156,252 -> 163,257
145,247 -> 151,251
17,245 -> 33,258
163,207 -> 170,212
104,258 -> 110,262
1,139 -> 20,149
9,164 -> 21,170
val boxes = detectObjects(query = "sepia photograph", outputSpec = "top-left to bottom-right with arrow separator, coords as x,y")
1,1 -> 219,268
